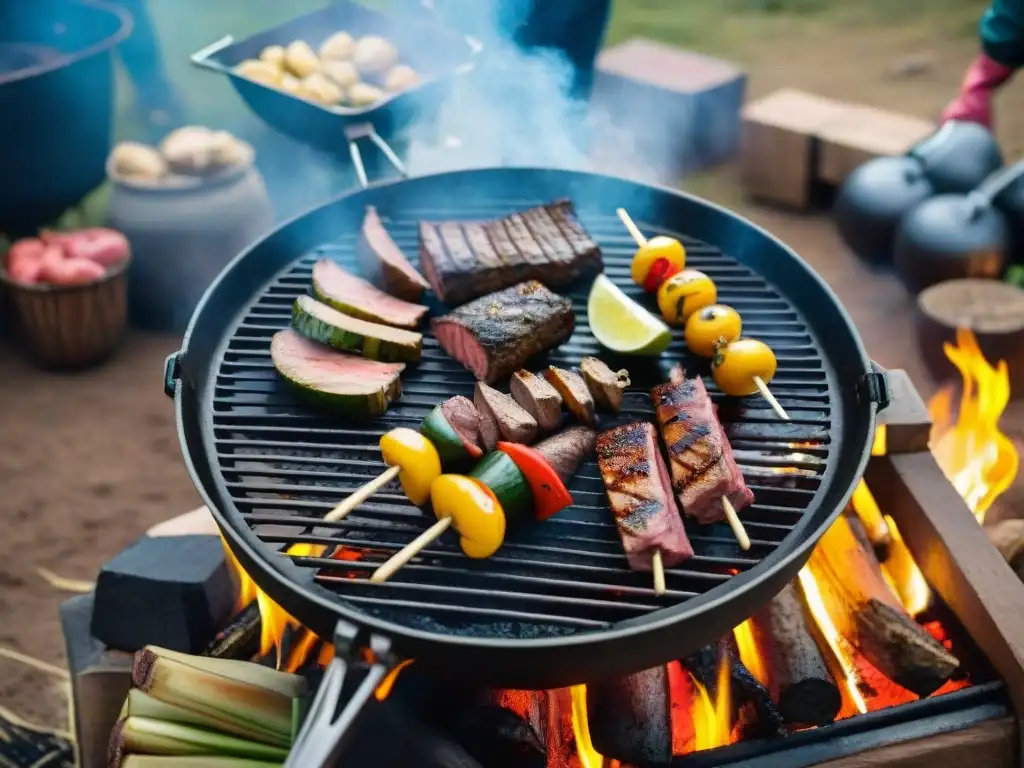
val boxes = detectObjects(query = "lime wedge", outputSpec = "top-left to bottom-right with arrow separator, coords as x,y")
587,274 -> 672,356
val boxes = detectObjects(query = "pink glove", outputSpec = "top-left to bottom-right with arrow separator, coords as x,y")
941,52 -> 1015,128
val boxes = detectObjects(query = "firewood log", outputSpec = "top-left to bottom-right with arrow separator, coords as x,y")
987,519 -> 1024,582
806,515 -> 959,696
587,666 -> 671,765
749,582 -> 842,727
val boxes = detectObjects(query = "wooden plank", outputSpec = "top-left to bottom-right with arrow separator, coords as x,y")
865,451 -> 1024,761
740,88 -> 846,209
810,716 -> 1015,768
877,369 -> 932,454
818,105 -> 934,187
146,505 -> 218,537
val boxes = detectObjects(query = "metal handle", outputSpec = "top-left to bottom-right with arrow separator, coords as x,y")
344,123 -> 409,190
190,35 -> 235,73
907,120 -> 957,167
860,363 -> 892,411
284,621 -> 396,768
164,352 -> 182,398
975,159 -> 1024,204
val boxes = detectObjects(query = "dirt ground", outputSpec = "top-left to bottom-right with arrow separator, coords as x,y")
3,8 -> 1024,733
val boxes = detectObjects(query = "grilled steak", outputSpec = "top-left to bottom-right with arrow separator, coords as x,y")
510,369 -> 563,433
650,365 -> 754,524
474,382 -> 538,450
311,259 -> 427,329
580,357 -> 631,412
419,199 -> 603,305
535,425 -> 596,482
544,366 -> 596,427
431,281 -> 575,384
357,206 -> 430,301
441,396 -> 485,457
596,422 -> 693,570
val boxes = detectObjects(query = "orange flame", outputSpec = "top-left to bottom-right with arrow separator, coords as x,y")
928,328 -> 1018,523
732,620 -> 767,688
880,515 -> 931,618
690,656 -> 733,752
849,480 -> 891,556
570,686 -> 606,768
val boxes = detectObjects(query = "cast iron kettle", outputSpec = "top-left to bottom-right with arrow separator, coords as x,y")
833,120 -> 1003,264
893,159 -> 1024,295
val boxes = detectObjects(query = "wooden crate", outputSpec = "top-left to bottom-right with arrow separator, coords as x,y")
818,105 -> 934,186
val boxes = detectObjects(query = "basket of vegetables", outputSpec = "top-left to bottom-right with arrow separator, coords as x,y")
0,227 -> 131,369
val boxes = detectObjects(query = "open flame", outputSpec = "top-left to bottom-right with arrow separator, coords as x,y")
732,620 -> 767,688
690,657 -> 733,752
928,328 -> 1019,523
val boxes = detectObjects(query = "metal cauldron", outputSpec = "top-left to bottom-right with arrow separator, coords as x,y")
0,0 -> 131,237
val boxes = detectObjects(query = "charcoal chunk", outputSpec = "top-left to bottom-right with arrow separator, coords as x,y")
91,535 -> 235,654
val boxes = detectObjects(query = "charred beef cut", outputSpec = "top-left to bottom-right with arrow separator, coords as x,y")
431,281 -> 575,384
596,422 -> 693,571
419,200 -> 603,305
509,370 -> 563,433
474,382 -> 538,450
358,206 -> 430,301
544,366 -> 596,427
650,366 -> 754,524
441,396 -> 485,455
580,356 -> 630,412
534,426 -> 596,482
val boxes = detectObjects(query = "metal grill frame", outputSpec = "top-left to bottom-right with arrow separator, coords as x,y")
168,167 -> 888,689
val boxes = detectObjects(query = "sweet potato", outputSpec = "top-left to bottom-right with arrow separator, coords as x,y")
4,238 -> 47,283
40,256 -> 105,286
40,228 -> 130,268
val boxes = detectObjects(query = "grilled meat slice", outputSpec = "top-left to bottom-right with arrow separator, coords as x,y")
534,425 -> 596,482
596,422 -> 693,571
311,259 -> 427,329
418,199 -> 603,305
357,206 -> 430,301
650,365 -> 754,524
580,357 -> 630,412
474,382 -> 538,450
510,369 -> 563,433
544,366 -> 596,427
441,396 -> 485,456
431,281 -> 575,384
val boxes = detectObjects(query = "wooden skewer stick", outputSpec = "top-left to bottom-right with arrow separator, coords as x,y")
754,375 -> 790,421
371,516 -> 453,584
324,464 -> 401,523
616,207 -> 647,247
723,496 -> 751,551
652,549 -> 667,596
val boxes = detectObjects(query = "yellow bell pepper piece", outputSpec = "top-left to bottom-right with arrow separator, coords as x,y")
379,428 -> 442,507
430,474 -> 506,559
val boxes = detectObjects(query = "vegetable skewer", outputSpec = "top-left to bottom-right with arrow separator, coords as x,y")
684,305 -> 790,421
370,427 -> 597,583
651,365 -> 753,551
616,208 -> 686,292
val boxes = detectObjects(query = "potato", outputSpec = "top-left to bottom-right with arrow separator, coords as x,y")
280,73 -> 302,94
284,40 -> 320,78
322,59 -> 359,90
319,31 -> 355,61
353,35 -> 398,75
235,58 -> 282,86
259,45 -> 286,66
347,81 -> 385,107
110,141 -> 167,181
161,126 -> 220,174
295,73 -> 342,106
384,64 -> 419,92
208,131 -> 256,168
41,257 -> 106,286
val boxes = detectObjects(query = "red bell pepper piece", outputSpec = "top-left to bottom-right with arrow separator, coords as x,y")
497,441 -> 574,521
642,257 -> 681,293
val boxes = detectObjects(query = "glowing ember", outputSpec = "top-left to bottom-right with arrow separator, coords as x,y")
928,328 -> 1018,523
796,568 -> 869,715
880,515 -> 931,618
732,620 -> 768,688
690,657 -> 733,752
570,686 -> 606,768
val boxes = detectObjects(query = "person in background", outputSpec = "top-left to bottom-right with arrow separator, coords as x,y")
942,0 -> 1021,128
108,0 -> 187,136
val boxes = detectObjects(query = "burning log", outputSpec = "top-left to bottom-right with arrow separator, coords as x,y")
805,515 -> 959,696
748,583 -> 842,727
586,666 -> 672,766
684,636 -> 786,740
449,700 -> 545,768
201,601 -> 261,660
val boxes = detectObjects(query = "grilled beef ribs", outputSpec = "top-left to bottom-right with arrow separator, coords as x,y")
650,366 -> 754,524
580,357 -> 631,412
431,281 -> 575,384
534,425 -> 597,482
357,206 -> 430,301
544,366 -> 596,427
596,422 -> 693,570
418,200 -> 603,305
510,369 -> 563,433
474,382 -> 538,450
